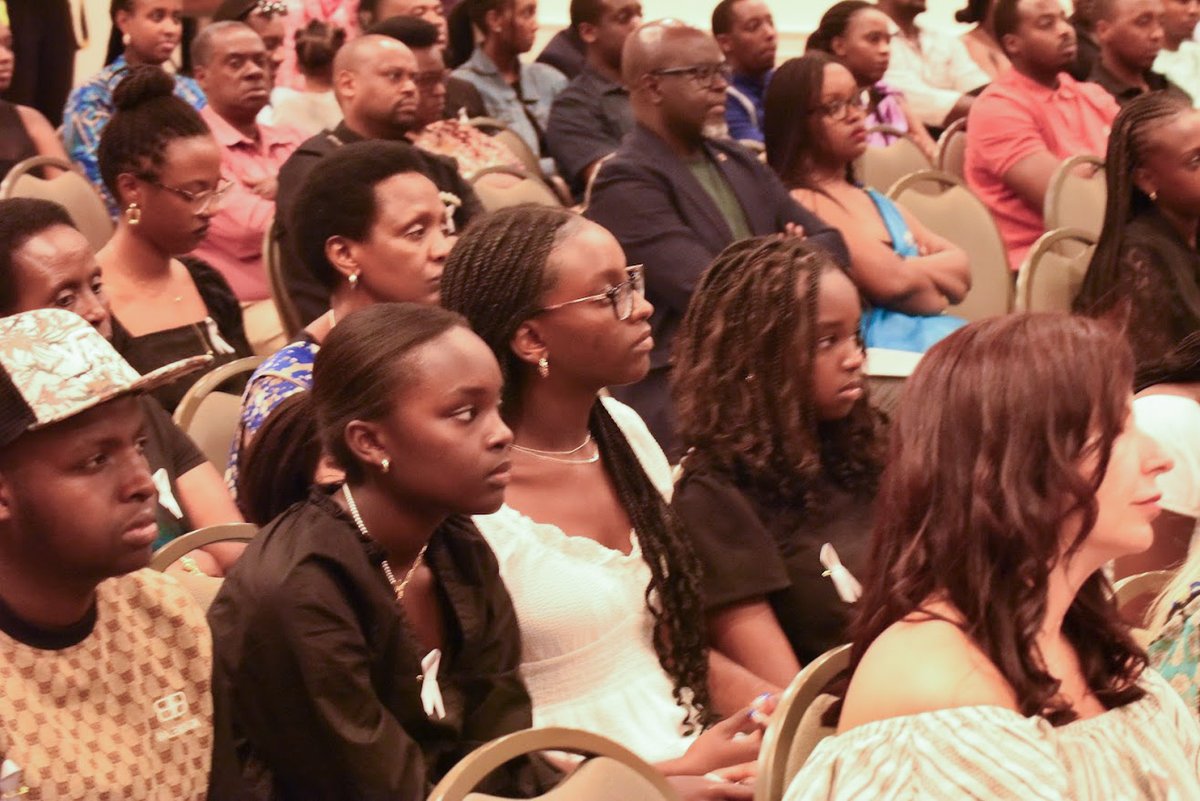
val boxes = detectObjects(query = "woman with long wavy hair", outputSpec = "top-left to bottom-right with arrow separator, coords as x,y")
671,236 -> 886,681
785,314 -> 1200,800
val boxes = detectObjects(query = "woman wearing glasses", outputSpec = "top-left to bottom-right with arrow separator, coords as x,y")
96,66 -> 251,413
764,52 -> 969,353
441,207 -> 762,800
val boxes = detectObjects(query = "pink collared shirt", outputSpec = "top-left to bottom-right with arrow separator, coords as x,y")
964,68 -> 1118,271
192,105 -> 304,301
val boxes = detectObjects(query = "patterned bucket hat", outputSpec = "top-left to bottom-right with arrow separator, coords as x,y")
0,309 -> 211,448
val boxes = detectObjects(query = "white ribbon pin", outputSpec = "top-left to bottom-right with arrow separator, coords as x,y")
820,543 -> 863,604
420,649 -> 446,721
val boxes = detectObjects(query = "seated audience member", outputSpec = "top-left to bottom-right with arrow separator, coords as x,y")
212,0 -> 289,92
372,16 -> 526,176
765,54 -> 968,352
275,34 -> 481,326
1069,0 -> 1103,78
545,0 -> 641,196
585,20 -> 848,457
270,20 -> 346,137
449,0 -> 568,177
0,197 -> 244,574
875,0 -> 991,128
785,314 -> 1199,800
96,67 -> 252,414
959,0 -> 1013,78
0,21 -> 70,178
1089,0 -> 1189,105
227,141 -> 451,492
1076,92 -> 1200,369
966,0 -> 1119,271
1155,0 -> 1200,105
1126,334 -> 1200,583
63,0 -> 206,216
0,308 -> 235,799
806,1 -> 936,161
713,0 -> 777,143
536,23 -> 587,78
358,0 -> 490,118
3,0 -> 75,128
672,237 -> 884,675
209,303 -> 561,800
441,207 -> 763,796
191,22 -> 303,355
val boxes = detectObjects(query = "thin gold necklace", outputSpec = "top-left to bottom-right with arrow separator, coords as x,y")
511,434 -> 599,464
342,483 -> 428,602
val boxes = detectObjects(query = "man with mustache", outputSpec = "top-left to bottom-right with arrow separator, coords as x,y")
191,20 -> 303,354
1089,0 -> 1189,105
0,308 -> 236,799
965,0 -> 1120,271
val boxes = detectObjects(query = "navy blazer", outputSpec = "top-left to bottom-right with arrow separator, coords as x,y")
584,125 -> 849,371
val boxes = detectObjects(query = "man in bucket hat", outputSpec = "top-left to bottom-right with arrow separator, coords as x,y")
0,309 -> 234,799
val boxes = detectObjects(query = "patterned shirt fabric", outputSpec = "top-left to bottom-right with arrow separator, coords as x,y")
864,82 -> 911,147
1151,582 -> 1200,720
0,570 -> 214,800
225,336 -> 318,495
451,48 -> 567,178
785,669 -> 1200,800
190,106 -> 304,302
410,119 -> 523,179
62,56 -> 207,217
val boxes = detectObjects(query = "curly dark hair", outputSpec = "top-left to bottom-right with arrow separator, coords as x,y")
852,314 -> 1148,725
673,236 -> 885,517
440,205 -> 712,732
97,65 -> 211,203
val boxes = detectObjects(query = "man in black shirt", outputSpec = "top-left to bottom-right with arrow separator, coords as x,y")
1088,0 -> 1191,104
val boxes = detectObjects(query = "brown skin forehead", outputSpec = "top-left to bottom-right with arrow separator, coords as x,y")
622,23 -> 719,84
334,34 -> 411,74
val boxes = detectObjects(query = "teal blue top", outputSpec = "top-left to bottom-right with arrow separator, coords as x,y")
1150,581 -> 1200,717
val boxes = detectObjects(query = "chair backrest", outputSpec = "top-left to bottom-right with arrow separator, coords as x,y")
150,522 -> 258,572
934,117 -> 967,180
581,152 -> 616,212
1114,569 -> 1175,628
1014,227 -> 1097,313
1044,154 -> 1106,235
887,169 -> 1013,321
263,217 -> 302,339
469,165 -> 564,212
755,643 -> 852,801
428,727 -> 679,801
172,355 -> 263,468
491,128 -> 544,178
854,128 -> 932,193
0,156 -> 114,251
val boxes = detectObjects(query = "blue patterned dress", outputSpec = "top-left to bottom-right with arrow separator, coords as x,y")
1150,581 -> 1200,719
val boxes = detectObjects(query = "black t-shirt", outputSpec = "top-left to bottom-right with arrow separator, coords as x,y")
672,468 -> 874,664
139,395 -> 207,549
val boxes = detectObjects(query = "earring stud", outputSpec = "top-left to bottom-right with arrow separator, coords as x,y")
537,356 -> 549,378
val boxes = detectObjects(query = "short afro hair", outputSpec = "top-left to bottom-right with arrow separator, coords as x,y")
0,198 -> 78,315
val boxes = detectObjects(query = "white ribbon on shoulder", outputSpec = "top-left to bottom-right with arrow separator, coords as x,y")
820,543 -> 863,604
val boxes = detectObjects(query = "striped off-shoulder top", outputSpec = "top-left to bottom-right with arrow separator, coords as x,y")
784,669 -> 1200,800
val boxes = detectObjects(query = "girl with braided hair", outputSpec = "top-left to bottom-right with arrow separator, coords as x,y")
672,236 -> 884,678
440,206 -> 762,800
1075,90 -> 1200,370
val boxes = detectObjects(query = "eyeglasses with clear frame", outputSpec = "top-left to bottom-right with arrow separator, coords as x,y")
140,177 -> 234,213
538,265 -> 645,321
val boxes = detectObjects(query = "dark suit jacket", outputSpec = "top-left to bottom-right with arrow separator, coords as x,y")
274,122 -> 483,329
585,125 -> 849,372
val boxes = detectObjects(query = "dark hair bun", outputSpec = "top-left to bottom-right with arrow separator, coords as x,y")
112,65 -> 176,112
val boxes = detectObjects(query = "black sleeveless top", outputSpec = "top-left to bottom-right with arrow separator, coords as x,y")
0,100 -> 37,179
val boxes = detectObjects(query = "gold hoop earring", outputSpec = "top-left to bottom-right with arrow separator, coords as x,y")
125,203 -> 141,226
380,457 -> 391,473
537,356 -> 549,379
348,271 -> 360,289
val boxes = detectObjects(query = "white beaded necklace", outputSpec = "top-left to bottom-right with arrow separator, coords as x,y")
342,483 -> 428,603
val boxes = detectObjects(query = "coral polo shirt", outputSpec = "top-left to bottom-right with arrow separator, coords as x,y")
964,68 -> 1118,270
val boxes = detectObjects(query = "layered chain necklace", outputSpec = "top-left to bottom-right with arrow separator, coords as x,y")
510,433 -> 599,464
342,483 -> 428,603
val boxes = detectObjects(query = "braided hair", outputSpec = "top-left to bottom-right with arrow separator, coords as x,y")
441,206 -> 712,732
97,65 -> 210,204
673,236 -> 885,516
1074,91 -> 1194,319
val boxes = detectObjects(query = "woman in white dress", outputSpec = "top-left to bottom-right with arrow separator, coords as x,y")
787,313 -> 1200,800
440,206 -> 767,799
